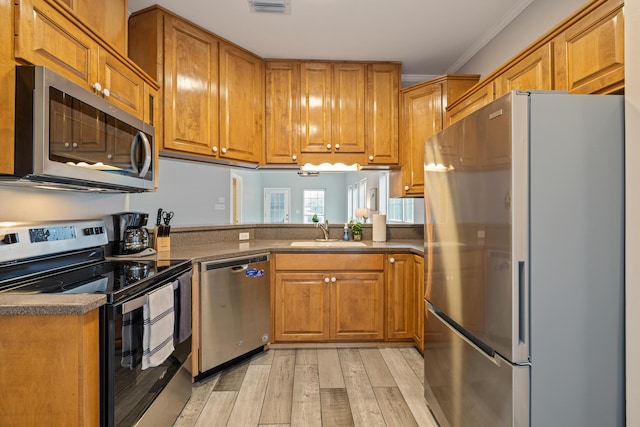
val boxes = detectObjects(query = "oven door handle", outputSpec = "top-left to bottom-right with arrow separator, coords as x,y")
121,279 -> 180,314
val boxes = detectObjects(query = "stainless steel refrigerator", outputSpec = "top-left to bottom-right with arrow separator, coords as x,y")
422,91 -> 624,427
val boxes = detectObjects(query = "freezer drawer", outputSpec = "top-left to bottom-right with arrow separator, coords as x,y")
424,301 -> 528,427
199,254 -> 270,374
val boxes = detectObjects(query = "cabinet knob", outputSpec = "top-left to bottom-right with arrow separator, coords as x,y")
292,154 -> 297,161
221,147 -> 227,154
324,277 -> 330,283
326,144 -> 331,150
331,277 -> 337,283
102,88 -> 110,98
64,142 -> 70,148
369,155 -> 374,161
107,154 -> 113,160
404,185 -> 409,191
390,257 -> 395,264
212,147 -> 218,153
72,142 -> 78,148
335,144 -> 340,150
92,82 -> 102,92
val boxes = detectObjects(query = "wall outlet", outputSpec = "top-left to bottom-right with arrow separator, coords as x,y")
239,232 -> 250,240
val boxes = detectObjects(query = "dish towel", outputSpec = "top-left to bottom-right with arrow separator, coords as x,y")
174,270 -> 193,344
121,310 -> 143,369
142,283 -> 175,370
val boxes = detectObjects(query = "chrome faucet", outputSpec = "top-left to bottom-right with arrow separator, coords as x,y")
316,219 -> 330,240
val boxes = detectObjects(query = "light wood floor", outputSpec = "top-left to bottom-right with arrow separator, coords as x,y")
174,346 -> 438,427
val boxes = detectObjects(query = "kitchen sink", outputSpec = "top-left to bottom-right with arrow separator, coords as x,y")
290,241 -> 367,247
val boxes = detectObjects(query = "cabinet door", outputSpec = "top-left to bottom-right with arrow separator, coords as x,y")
367,63 -> 399,165
495,42 -> 553,98
554,0 -> 624,94
300,62 -> 332,156
98,47 -> 144,119
15,0 -> 98,89
162,15 -> 219,156
265,61 -> 300,164
64,0 -> 127,53
331,63 -> 366,154
413,255 -> 425,352
219,42 -> 264,163
400,83 -> 442,195
446,82 -> 494,126
385,254 -> 415,340
331,272 -> 384,341
274,272 -> 330,342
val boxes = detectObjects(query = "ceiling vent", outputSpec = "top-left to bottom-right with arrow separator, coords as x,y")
249,0 -> 291,14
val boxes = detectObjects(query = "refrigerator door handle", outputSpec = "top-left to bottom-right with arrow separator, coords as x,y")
518,260 -> 526,344
428,304 -> 502,367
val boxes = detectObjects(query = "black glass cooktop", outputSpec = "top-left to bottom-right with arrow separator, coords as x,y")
2,257 -> 191,304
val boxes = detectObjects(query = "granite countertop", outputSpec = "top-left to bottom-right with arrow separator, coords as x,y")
158,239 -> 425,263
0,294 -> 106,316
0,239 -> 424,316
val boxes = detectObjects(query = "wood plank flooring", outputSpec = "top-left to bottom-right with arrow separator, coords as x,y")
174,347 -> 438,427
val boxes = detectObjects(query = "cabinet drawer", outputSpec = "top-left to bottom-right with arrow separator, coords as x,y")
275,253 -> 384,271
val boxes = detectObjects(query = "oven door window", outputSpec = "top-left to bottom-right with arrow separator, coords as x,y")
48,87 -> 153,180
109,300 -> 188,427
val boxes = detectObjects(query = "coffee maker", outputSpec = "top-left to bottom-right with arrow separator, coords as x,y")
111,212 -> 154,256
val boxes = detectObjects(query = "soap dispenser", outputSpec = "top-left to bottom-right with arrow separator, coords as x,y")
342,223 -> 350,241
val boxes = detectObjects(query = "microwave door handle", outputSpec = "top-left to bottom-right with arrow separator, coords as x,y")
130,131 -> 152,178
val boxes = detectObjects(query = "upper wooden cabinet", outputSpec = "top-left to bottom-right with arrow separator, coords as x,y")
265,60 -> 399,167
128,6 -> 264,165
447,0 -> 624,124
219,42 -> 264,163
389,74 -> 480,197
14,0 -> 156,122
494,42 -> 553,99
53,0 -> 127,53
554,0 -> 624,94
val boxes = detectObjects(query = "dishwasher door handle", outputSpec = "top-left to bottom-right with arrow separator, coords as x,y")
231,264 -> 249,273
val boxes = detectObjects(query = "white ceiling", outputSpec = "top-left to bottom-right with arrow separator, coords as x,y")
128,0 -> 535,78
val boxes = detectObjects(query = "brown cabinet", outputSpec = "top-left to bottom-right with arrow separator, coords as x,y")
494,42 -> 553,99
128,6 -> 264,165
265,60 -> 399,167
54,0 -> 127,53
366,63 -> 400,165
273,253 -> 384,342
446,0 -> 624,124
390,75 -> 479,197
15,0 -> 155,122
265,61 -> 300,164
0,309 -> 100,426
385,253 -> 415,341
219,42 -> 264,163
554,0 -> 624,94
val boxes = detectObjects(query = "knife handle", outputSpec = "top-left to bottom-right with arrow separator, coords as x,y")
156,208 -> 163,226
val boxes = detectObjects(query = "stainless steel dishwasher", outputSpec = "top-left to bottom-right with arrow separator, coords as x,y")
198,253 -> 270,377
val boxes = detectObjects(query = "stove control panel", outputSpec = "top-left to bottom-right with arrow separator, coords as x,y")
0,219 -> 108,263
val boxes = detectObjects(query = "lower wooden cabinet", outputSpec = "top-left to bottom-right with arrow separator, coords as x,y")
273,253 -> 384,342
412,255 -> 425,352
385,253 -> 415,340
0,309 -> 100,426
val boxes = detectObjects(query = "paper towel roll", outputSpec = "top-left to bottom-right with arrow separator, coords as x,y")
372,214 -> 387,242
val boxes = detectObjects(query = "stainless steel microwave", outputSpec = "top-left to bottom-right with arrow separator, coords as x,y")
5,66 -> 155,192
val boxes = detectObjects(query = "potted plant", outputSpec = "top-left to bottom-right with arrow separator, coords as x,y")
351,221 -> 363,240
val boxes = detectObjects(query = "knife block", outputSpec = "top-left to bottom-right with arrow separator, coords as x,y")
154,226 -> 171,252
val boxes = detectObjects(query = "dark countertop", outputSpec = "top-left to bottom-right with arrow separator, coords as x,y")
0,239 -> 425,315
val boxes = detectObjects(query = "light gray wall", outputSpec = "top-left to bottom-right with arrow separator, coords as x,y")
128,158 -> 233,226
0,186 -> 127,223
456,0 -> 587,76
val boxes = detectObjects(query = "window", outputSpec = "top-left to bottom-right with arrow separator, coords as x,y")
303,189 -> 325,223
387,198 -> 414,223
